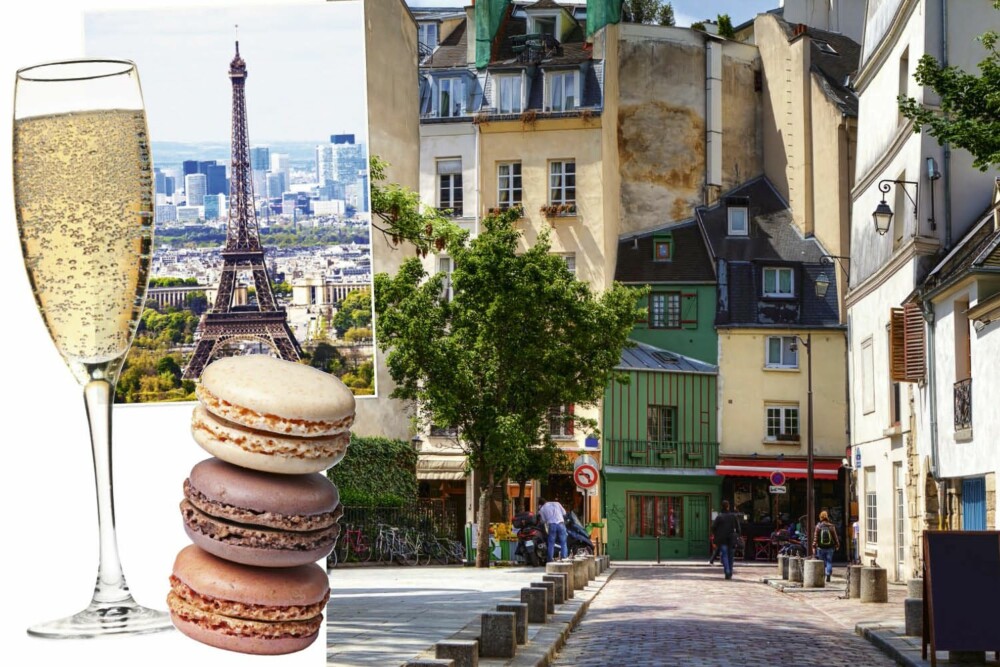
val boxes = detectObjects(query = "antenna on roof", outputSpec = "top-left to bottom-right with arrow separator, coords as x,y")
235,24 -> 240,54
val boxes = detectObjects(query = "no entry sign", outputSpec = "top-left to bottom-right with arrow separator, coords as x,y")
573,463 -> 599,489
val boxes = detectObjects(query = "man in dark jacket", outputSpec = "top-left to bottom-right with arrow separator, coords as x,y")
711,500 -> 741,580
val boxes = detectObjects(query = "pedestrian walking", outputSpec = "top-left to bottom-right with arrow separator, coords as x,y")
812,510 -> 841,582
538,497 -> 569,562
710,500 -> 741,580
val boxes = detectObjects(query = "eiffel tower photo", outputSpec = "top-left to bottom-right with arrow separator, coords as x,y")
183,42 -> 302,380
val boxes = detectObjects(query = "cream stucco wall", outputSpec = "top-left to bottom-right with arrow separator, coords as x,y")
478,116 -> 606,451
419,122 -> 478,230
718,328 -> 847,457
357,0 -> 420,439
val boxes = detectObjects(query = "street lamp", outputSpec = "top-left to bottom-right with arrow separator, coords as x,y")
872,179 -> 918,236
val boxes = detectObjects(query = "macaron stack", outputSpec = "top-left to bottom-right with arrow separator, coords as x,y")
168,355 -> 356,655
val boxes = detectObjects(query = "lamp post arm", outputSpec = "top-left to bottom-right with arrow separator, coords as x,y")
877,179 -> 919,216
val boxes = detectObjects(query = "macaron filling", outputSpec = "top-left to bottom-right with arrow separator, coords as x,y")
196,384 -> 354,438
183,478 -> 343,532
181,499 -> 341,552
169,575 -> 328,622
191,405 -> 349,461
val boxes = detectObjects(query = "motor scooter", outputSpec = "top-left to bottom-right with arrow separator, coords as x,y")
565,511 -> 595,556
512,511 -> 547,566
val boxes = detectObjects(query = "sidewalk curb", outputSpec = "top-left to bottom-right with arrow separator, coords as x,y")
855,622 -> 928,667
409,566 -> 617,667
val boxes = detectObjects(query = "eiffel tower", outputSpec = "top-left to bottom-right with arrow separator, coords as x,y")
183,41 -> 302,380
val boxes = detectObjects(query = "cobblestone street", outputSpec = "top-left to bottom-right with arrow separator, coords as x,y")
551,564 -> 897,667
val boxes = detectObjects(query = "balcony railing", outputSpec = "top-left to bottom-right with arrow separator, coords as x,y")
954,378 -> 972,431
605,440 -> 720,469
509,33 -> 562,64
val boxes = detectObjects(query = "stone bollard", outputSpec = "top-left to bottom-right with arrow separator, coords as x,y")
848,564 -> 863,599
496,603 -> 527,645
780,554 -> 790,580
860,566 -> 888,603
803,558 -> 825,588
585,555 -> 597,580
545,564 -> 573,599
571,558 -> 588,590
480,612 -> 516,658
542,574 -> 566,605
436,640 -> 479,667
531,581 -> 556,614
520,587 -> 548,623
789,556 -> 804,583
904,577 -> 924,637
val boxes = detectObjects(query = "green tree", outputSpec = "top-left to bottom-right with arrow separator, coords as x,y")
184,290 -> 209,315
333,288 -> 373,336
717,13 -> 734,38
508,444 -> 572,513
623,0 -> 675,25
374,209 -> 643,567
898,1 -> 1000,171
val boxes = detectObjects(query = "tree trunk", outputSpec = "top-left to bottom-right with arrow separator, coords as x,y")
517,481 -> 527,513
476,482 -> 493,568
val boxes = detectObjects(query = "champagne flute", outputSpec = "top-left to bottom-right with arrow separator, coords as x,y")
13,59 -> 171,638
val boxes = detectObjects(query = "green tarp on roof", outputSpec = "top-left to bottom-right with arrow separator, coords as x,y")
475,0 -> 511,69
587,0 -> 622,38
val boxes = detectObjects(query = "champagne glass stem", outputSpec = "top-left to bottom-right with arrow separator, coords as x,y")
84,379 -> 130,605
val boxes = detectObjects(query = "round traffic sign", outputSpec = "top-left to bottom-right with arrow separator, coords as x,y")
769,471 -> 786,486
573,463 -> 599,489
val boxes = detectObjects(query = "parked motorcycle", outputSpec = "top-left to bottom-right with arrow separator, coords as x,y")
512,511 -> 547,566
773,528 -> 807,557
565,511 -> 595,556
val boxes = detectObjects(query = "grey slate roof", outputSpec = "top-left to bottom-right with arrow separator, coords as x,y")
773,17 -> 860,116
698,177 -> 841,328
422,19 -> 468,69
618,341 -> 718,375
922,197 -> 1000,299
615,220 -> 715,284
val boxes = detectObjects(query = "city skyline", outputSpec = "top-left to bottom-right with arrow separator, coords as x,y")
84,2 -> 368,143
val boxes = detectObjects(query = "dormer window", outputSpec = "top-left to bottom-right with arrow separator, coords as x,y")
418,22 -> 439,52
438,77 -> 466,118
727,197 -> 749,236
496,74 -> 523,114
653,234 -> 673,261
528,12 -> 560,38
763,267 -> 794,298
548,70 -> 578,111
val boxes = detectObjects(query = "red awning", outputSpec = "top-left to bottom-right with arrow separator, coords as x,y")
716,458 -> 842,480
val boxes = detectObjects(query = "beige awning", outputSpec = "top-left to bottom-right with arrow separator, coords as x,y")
417,455 -> 468,480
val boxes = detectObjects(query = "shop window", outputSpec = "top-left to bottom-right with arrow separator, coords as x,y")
628,494 -> 683,538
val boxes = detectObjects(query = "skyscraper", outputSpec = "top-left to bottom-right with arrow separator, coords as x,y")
185,173 -> 207,207
331,133 -> 355,144
203,193 -> 226,220
206,164 -> 228,195
182,159 -> 199,177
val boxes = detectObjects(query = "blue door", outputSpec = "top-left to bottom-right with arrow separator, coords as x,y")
962,477 -> 987,530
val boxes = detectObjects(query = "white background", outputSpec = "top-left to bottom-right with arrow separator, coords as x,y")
0,1 -> 356,665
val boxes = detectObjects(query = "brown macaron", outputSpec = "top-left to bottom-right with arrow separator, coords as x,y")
168,545 -> 330,655
181,457 -> 342,568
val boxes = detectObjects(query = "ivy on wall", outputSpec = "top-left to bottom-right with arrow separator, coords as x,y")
327,435 -> 418,507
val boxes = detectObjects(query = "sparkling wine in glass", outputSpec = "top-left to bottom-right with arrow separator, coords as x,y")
13,59 -> 171,638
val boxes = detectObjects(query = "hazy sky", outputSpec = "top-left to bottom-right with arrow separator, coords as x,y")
404,0 -> 780,29
85,2 -> 368,143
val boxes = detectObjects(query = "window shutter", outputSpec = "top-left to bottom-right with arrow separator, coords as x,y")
889,307 -> 906,381
903,302 -> 926,382
566,404 -> 575,435
681,292 -> 698,329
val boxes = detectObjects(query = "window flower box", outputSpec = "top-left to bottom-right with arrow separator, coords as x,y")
540,203 -> 577,218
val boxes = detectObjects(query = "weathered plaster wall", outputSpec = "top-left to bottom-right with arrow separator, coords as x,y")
356,0 -> 420,439
614,26 -> 761,236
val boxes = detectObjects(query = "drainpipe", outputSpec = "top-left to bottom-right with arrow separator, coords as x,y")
940,0 -> 953,249
704,37 -> 722,204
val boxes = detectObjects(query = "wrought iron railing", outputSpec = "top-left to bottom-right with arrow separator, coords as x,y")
509,33 -> 562,64
954,378 -> 972,430
605,440 -> 719,469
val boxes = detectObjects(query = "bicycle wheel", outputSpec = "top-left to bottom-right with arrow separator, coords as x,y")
357,533 -> 372,562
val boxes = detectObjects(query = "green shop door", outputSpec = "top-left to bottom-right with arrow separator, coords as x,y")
687,495 -> 709,556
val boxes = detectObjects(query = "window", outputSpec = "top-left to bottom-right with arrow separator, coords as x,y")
547,404 -> 574,438
497,162 -> 522,210
765,405 -> 799,441
763,267 -> 794,297
430,424 -> 458,437
897,47 -> 909,127
437,159 -> 463,216
528,14 -> 558,38
548,70 -> 577,112
438,256 -> 453,302
549,160 -> 575,206
438,77 -> 465,118
649,292 -> 681,329
554,252 -> 576,276
418,22 -> 439,52
955,298 -> 971,382
861,337 -> 875,414
653,235 -> 672,261
865,467 -> 878,545
628,494 -> 683,538
496,75 -> 522,114
765,336 -> 798,368
728,206 -> 748,236
647,405 -> 677,442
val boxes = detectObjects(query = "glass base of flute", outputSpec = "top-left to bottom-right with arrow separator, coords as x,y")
28,376 -> 170,639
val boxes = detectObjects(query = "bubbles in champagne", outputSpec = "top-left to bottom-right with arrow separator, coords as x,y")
13,109 -> 153,378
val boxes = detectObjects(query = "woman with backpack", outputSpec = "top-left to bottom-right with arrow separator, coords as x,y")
812,510 -> 841,582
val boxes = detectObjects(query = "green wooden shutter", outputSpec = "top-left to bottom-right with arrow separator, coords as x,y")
681,292 -> 698,329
